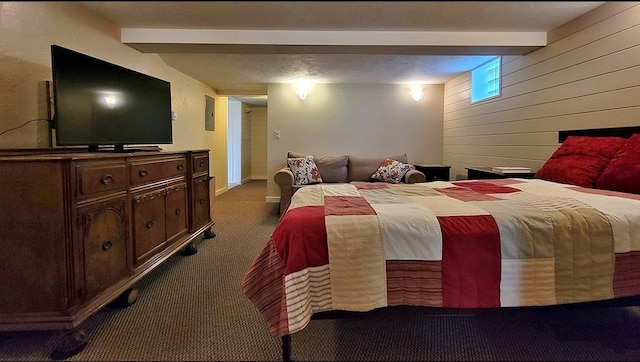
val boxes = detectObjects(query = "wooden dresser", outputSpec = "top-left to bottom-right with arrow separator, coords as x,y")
0,148 -> 215,358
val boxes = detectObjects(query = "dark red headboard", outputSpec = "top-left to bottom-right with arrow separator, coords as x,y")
558,126 -> 640,143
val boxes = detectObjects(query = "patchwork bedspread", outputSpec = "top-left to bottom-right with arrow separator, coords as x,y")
241,178 -> 640,338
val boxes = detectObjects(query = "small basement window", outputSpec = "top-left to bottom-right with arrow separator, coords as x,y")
471,57 -> 501,103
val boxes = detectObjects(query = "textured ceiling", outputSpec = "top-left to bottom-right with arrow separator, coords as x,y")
78,1 -> 605,31
78,1 -> 605,106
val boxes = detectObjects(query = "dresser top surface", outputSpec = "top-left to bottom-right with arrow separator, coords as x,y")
0,148 -> 209,161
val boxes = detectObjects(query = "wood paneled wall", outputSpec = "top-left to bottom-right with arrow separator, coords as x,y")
443,2 -> 640,180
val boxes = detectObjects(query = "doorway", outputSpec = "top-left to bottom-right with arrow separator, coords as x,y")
227,99 -> 241,188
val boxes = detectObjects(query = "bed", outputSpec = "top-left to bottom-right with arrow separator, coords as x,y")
242,126 -> 640,361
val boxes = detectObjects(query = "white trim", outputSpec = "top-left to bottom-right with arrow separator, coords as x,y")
215,186 -> 229,197
265,196 -> 280,204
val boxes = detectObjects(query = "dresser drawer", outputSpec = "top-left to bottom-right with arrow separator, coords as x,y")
79,196 -> 129,298
192,153 -> 209,174
76,161 -> 128,199
190,174 -> 211,232
130,156 -> 187,186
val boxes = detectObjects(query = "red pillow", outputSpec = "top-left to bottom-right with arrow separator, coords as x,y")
595,134 -> 640,194
534,136 -> 628,188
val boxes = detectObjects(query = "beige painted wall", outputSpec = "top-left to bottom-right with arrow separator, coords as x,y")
0,2 -> 228,194
250,106 -> 268,180
266,82 -> 444,202
443,2 -> 640,180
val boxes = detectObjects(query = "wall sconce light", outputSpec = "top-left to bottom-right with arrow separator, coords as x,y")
410,85 -> 424,101
295,80 -> 311,100
104,95 -> 117,108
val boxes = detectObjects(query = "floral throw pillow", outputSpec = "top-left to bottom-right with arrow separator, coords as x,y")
371,158 -> 414,184
287,156 -> 323,186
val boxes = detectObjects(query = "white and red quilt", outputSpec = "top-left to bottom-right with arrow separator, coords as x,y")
242,178 -> 640,338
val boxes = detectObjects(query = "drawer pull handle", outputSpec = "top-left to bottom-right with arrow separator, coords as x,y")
145,221 -> 154,229
139,169 -> 148,177
101,174 -> 113,185
199,198 -> 205,204
177,164 -> 184,170
102,240 -> 112,251
199,160 -> 205,167
175,208 -> 182,215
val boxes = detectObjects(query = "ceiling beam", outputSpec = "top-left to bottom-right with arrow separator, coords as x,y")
121,28 -> 546,55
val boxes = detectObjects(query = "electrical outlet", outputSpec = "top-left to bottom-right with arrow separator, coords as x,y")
274,130 -> 281,139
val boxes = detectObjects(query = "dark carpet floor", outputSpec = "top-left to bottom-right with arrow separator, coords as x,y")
2,180 -> 640,361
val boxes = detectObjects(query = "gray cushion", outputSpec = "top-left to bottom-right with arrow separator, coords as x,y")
348,153 -> 408,181
385,153 -> 408,164
287,152 -> 348,183
287,151 -> 308,159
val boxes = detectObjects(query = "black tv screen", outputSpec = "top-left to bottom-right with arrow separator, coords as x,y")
50,45 -> 172,151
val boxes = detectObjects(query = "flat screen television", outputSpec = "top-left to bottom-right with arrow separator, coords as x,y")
50,44 -> 173,152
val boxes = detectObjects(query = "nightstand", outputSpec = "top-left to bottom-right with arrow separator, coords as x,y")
413,164 -> 451,182
466,166 -> 535,180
